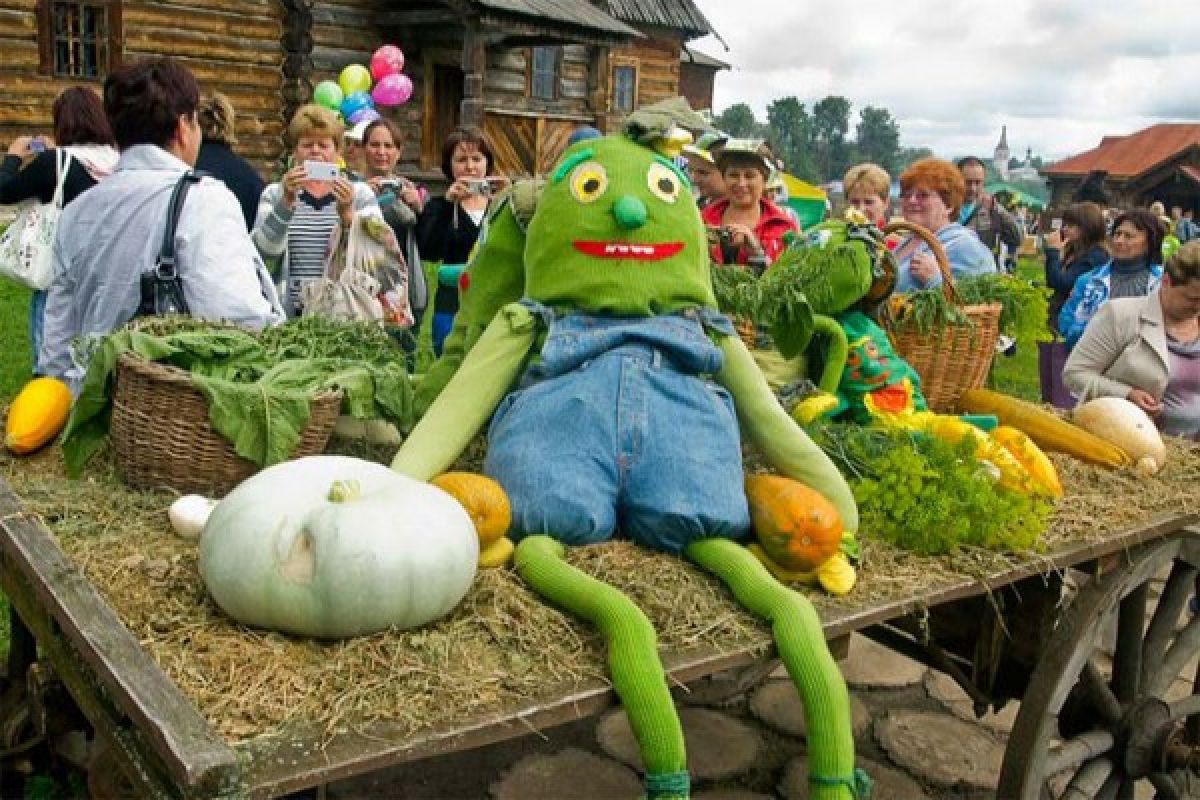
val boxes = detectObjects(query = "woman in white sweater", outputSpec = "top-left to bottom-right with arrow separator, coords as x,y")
252,104 -> 378,316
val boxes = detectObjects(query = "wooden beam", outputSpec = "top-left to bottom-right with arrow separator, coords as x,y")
0,482 -> 238,793
375,9 -> 458,27
460,19 -> 485,129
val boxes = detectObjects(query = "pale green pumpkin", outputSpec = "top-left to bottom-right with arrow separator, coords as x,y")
199,456 -> 478,638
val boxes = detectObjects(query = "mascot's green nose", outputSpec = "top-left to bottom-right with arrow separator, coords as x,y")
612,195 -> 647,230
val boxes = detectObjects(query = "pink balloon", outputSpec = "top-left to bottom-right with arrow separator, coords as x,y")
372,73 -> 413,107
370,45 -> 405,81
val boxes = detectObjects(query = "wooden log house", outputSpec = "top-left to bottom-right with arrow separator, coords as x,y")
0,0 -> 721,179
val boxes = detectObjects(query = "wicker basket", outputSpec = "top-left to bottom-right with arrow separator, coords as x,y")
111,353 -> 342,495
883,221 -> 1001,413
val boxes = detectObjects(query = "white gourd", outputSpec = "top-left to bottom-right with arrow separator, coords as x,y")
1072,398 -> 1168,475
168,495 -> 217,540
199,456 -> 478,638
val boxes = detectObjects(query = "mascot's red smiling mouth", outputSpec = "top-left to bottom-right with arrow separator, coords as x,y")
573,241 -> 684,260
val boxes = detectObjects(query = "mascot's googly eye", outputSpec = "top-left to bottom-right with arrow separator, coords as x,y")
569,162 -> 609,204
647,163 -> 681,204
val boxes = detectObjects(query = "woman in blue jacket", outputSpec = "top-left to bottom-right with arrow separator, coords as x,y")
1059,209 -> 1164,350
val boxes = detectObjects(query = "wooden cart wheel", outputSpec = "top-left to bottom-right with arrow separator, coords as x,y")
998,538 -> 1200,799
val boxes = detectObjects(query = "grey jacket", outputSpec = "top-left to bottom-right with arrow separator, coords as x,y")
1063,290 -> 1170,404
41,145 -> 284,391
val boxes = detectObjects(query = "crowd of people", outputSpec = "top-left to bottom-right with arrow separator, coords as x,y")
1,55 -> 1196,441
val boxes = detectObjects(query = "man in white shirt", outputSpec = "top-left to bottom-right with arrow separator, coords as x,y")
40,56 -> 283,391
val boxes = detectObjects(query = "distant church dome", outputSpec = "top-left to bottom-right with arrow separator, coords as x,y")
994,125 -> 1011,180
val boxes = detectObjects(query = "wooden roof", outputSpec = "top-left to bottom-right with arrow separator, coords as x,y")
601,0 -> 714,38
682,45 -> 729,70
469,0 -> 641,37
1044,123 -> 1200,179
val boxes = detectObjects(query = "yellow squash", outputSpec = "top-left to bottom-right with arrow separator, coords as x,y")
5,377 -> 71,455
958,388 -> 1130,469
992,426 -> 1063,498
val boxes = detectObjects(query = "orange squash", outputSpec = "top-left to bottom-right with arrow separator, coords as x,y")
431,472 -> 511,547
745,474 -> 843,572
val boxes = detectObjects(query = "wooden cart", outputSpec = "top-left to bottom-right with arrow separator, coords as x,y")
0,478 -> 1197,799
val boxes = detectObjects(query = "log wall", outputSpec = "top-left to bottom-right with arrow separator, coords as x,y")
0,0 -> 286,172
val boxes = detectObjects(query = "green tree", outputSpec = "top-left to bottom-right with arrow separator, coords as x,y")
855,106 -> 900,174
766,96 -> 816,182
811,95 -> 852,181
895,146 -> 934,173
713,103 -> 762,138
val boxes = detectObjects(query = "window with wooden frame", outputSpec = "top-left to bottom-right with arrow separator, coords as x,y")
38,1 -> 122,79
529,46 -> 560,101
611,62 -> 638,113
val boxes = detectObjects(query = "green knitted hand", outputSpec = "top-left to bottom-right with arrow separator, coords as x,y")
515,536 -> 689,799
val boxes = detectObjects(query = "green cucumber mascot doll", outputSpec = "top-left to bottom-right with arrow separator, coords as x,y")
393,120 -> 867,799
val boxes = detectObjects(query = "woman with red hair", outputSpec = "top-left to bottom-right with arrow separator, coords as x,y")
893,157 -> 995,292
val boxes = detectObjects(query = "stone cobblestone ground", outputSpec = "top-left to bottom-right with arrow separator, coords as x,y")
325,634 -> 1030,799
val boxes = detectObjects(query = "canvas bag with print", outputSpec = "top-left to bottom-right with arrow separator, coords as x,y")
0,148 -> 72,290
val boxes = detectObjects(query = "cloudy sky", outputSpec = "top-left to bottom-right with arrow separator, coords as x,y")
688,0 -> 1200,163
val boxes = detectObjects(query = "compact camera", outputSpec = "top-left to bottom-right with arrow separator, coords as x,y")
465,179 -> 492,197
303,160 -> 339,181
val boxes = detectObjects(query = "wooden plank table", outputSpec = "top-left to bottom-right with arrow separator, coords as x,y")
0,477 -> 1196,798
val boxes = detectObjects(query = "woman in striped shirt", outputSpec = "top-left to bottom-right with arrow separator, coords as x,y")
252,104 -> 378,316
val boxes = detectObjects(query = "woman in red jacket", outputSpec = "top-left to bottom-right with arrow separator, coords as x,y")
701,141 -> 797,272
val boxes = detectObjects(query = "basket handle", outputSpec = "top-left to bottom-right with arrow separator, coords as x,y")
884,220 -> 960,304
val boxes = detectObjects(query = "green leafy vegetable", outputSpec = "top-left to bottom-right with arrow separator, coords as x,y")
809,421 -> 1050,556
62,318 -> 414,476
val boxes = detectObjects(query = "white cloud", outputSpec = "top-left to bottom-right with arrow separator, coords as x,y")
689,0 -> 1200,161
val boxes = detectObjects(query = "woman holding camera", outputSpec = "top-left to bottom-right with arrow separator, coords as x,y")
700,142 -> 797,272
416,127 -> 505,355
253,104 -> 378,316
360,117 -> 428,349
1,87 -> 118,375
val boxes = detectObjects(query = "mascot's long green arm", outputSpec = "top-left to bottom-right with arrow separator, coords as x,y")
811,315 -> 850,395
394,304 -> 536,480
716,332 -> 858,534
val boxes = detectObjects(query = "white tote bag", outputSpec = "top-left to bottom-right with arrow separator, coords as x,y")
0,148 -> 71,290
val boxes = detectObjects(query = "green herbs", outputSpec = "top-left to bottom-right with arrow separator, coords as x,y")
810,422 -> 1049,556
891,274 -> 1049,345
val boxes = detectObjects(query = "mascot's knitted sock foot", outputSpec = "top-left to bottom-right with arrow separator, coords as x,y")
514,536 -> 690,799
685,538 -> 869,800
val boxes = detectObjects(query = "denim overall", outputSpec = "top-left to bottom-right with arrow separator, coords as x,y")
484,301 -> 751,554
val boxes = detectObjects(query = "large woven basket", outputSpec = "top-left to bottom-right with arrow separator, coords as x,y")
111,353 -> 342,495
883,221 -> 1001,413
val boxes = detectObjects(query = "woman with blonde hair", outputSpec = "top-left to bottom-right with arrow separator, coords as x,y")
252,104 -> 378,316
842,163 -> 890,226
195,92 -> 263,231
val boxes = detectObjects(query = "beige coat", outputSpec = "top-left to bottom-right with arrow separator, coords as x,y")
1063,290 -> 1171,404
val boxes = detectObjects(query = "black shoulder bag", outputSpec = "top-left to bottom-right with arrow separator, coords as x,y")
138,171 -> 202,317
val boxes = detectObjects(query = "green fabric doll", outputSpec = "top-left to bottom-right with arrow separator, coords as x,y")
393,112 -> 867,799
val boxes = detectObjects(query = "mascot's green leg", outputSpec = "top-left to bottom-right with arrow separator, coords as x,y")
685,538 -> 870,800
514,536 -> 690,799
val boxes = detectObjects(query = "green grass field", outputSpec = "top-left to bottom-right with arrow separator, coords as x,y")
0,281 -> 31,404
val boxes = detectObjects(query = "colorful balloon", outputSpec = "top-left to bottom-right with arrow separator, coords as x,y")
347,108 -> 381,126
340,90 -> 374,121
338,64 -> 372,97
369,45 -> 405,81
372,73 -> 413,107
312,80 -> 344,111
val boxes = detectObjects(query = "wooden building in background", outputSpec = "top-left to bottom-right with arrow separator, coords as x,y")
1042,124 -> 1200,212
0,0 -> 720,179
